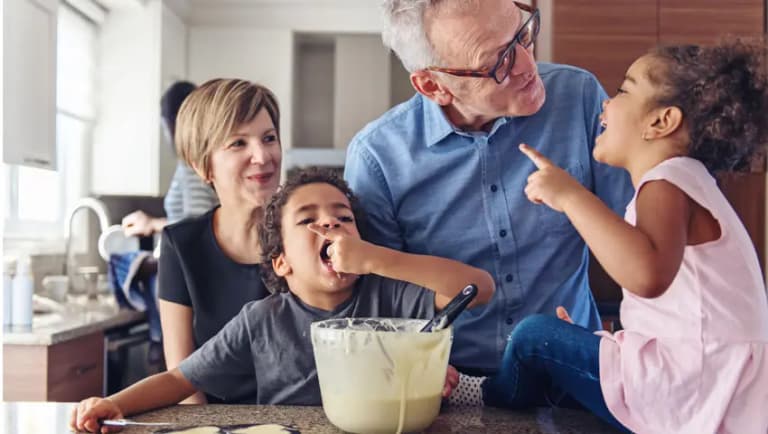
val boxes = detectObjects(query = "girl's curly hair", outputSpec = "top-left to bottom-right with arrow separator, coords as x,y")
259,167 -> 369,294
647,39 -> 768,172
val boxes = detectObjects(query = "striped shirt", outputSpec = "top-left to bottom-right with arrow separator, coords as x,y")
164,161 -> 219,223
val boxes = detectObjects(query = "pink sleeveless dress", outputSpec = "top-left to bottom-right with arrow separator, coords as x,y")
599,157 -> 768,433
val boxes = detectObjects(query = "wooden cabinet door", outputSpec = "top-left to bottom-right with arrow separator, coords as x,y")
3,332 -> 104,402
718,171 -> 766,275
47,333 -> 104,401
553,0 -> 658,93
660,0 -> 765,45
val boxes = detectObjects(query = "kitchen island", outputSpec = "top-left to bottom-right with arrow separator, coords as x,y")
3,401 -> 622,433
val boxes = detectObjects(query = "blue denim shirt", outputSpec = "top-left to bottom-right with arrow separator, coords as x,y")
344,63 -> 633,373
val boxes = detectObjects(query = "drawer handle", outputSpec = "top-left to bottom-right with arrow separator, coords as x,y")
73,363 -> 97,376
23,157 -> 51,166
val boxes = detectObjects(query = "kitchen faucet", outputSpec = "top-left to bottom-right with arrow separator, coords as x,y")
63,197 -> 111,293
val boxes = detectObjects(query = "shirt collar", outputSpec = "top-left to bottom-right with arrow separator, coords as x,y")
422,95 -> 455,147
421,94 -> 511,147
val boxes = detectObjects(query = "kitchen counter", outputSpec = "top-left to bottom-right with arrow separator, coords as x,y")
3,401 -> 622,433
3,297 -> 146,346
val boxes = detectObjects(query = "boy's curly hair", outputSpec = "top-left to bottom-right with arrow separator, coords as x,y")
647,39 -> 768,172
259,167 -> 369,294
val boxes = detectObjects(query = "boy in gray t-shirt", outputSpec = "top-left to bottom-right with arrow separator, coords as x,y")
71,168 -> 495,432
180,273 -> 437,405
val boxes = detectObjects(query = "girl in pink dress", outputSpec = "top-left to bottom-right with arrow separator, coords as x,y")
478,40 -> 768,433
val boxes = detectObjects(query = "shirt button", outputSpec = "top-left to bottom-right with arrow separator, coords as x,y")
499,229 -> 507,238
506,317 -> 514,325
505,274 -> 513,282
490,184 -> 498,192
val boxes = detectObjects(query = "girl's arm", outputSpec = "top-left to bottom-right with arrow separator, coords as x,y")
561,180 -> 689,298
159,300 -> 207,404
521,144 -> 689,299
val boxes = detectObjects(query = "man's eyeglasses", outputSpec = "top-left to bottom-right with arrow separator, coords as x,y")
426,1 -> 540,84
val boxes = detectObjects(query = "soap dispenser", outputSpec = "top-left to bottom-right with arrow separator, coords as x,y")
11,255 -> 33,329
3,257 -> 15,328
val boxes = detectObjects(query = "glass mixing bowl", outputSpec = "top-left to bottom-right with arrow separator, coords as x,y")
311,318 -> 452,434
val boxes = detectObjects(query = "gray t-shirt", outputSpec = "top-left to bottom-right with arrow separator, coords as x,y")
178,274 -> 436,405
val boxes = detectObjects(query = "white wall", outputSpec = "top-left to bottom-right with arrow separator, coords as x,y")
159,3 -> 187,191
389,52 -> 415,107
186,1 -> 382,32
333,35 -> 390,149
188,27 -> 294,148
185,1 -> 390,151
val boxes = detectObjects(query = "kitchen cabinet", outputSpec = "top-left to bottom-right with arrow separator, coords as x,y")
90,0 -> 186,196
553,0 -> 657,94
554,0 -> 765,97
659,0 -> 764,45
3,0 -> 58,170
3,332 -> 104,402
3,306 -> 147,401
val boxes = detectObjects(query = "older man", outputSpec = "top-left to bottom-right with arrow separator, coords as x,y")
344,0 -> 632,374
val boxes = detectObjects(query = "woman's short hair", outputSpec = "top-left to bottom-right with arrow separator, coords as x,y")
175,79 -> 280,180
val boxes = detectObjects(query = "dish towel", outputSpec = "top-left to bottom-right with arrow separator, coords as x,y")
107,251 -> 162,343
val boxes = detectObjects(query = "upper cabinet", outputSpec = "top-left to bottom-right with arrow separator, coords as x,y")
553,0 -> 658,94
553,0 -> 766,94
91,0 -> 186,196
3,0 -> 58,170
659,0 -> 764,45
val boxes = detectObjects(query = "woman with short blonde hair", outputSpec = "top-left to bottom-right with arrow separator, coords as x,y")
158,78 -> 282,404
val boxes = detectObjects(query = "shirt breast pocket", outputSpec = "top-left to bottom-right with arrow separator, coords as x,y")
536,163 -> 586,236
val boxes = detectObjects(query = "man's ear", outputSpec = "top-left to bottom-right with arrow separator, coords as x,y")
411,70 -> 453,106
645,106 -> 684,140
272,253 -> 291,277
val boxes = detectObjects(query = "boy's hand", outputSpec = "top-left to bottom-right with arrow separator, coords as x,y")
520,144 -> 585,212
307,223 -> 377,275
443,365 -> 460,398
556,306 -> 574,324
69,397 -> 123,433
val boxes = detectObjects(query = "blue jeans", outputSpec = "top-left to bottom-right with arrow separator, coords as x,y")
483,314 -> 630,433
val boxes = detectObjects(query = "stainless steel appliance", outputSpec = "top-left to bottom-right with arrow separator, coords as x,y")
104,321 -> 164,395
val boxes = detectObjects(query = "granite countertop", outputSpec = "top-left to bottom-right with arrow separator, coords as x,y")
2,296 -> 146,346
3,401 -> 622,433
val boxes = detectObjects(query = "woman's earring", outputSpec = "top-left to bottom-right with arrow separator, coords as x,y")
641,132 -> 650,141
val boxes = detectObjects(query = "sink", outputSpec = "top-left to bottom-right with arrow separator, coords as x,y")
64,293 -> 119,313
34,293 -> 118,317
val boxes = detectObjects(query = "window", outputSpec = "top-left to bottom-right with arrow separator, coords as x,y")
3,3 -> 97,242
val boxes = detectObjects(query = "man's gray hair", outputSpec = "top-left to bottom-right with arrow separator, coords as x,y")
381,0 -> 444,72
